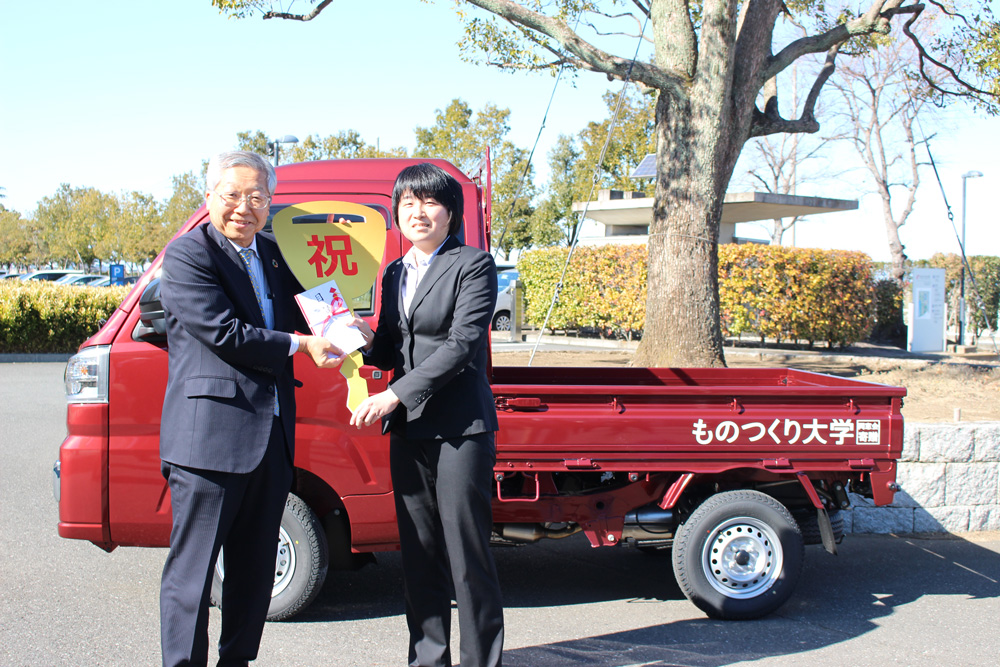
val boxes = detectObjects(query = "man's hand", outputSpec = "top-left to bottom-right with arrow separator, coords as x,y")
349,389 -> 400,428
298,335 -> 346,368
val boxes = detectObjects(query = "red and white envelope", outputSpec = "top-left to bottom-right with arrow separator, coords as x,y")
294,278 -> 367,354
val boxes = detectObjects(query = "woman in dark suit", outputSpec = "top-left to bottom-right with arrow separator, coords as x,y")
350,163 -> 504,667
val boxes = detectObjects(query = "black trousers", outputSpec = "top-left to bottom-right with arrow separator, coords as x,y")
159,417 -> 292,667
390,431 -> 504,667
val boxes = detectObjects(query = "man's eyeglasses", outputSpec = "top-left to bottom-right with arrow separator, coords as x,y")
213,190 -> 271,210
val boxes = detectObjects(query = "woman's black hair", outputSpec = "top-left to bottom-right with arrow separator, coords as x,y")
391,163 -> 464,235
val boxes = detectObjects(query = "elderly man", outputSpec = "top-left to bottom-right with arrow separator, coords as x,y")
158,150 -> 343,667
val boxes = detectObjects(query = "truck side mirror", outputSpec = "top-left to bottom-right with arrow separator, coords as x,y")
133,278 -> 167,343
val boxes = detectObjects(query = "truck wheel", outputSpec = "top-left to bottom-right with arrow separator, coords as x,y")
492,311 -> 512,331
672,490 -> 803,620
210,493 -> 329,621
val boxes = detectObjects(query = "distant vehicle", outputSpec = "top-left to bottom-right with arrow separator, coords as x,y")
89,276 -> 138,287
19,270 -> 84,282
55,274 -> 106,286
492,269 -> 519,331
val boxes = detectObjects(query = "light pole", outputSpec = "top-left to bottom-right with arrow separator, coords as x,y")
268,134 -> 299,166
959,170 -> 984,346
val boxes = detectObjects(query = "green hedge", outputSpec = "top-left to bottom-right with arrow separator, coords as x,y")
0,282 -> 129,353
518,243 -> 876,347
718,245 -> 875,347
517,245 -> 647,339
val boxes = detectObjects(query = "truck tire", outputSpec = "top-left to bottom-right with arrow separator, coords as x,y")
672,490 -> 803,620
210,493 -> 329,622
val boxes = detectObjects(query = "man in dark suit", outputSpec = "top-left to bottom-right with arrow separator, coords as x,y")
351,163 -> 503,667
158,150 -> 343,667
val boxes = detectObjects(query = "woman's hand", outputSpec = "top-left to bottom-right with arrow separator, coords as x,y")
352,317 -> 375,352
349,389 -> 400,428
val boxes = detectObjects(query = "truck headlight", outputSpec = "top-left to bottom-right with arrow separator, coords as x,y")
64,345 -> 110,403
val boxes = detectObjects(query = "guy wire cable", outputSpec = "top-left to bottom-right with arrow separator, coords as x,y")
491,11 -> 583,260
528,10 -> 651,366
903,77 -> 1000,358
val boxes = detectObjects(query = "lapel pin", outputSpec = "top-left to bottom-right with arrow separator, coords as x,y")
272,259 -> 279,268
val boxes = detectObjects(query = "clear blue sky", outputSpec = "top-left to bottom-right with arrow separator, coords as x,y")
2,0 -> 997,263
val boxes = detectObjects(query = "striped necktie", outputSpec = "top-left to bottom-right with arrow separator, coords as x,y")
238,248 -> 266,322
238,247 -> 279,416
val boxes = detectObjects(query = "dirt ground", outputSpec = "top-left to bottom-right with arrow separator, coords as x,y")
492,345 -> 1000,424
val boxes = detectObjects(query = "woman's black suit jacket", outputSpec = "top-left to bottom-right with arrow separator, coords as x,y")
364,234 -> 499,439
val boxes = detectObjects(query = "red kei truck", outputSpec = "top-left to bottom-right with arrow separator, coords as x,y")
55,157 -> 906,622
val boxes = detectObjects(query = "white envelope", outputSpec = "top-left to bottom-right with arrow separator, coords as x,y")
294,278 -> 367,354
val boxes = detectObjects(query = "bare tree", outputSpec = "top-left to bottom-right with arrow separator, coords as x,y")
212,0 -> 1000,366
831,31 -> 930,283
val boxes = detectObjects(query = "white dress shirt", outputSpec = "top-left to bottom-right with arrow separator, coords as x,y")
401,240 -> 447,318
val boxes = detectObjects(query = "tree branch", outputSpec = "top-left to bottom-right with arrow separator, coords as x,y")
262,0 -> 334,21
583,13 -> 653,43
763,1 -> 920,82
750,43 -> 840,139
650,0 -> 697,79
461,0 -> 689,95
630,0 -> 652,17
901,11 -> 1000,101
924,0 -> 974,27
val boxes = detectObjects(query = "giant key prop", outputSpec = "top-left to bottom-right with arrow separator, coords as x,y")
272,201 -> 387,411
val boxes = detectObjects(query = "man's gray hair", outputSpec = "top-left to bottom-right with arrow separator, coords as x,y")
206,150 -> 277,194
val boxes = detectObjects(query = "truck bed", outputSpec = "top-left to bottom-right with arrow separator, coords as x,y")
491,366 -> 905,505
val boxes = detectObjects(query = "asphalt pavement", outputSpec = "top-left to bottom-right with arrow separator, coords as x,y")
2,361 -> 999,666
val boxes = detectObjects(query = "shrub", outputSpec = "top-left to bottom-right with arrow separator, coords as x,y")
518,243 -> 876,348
719,245 -> 875,347
517,245 -> 648,339
0,282 -> 129,353
870,278 -> 905,345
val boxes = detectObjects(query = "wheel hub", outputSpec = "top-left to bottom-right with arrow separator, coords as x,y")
701,516 -> 783,599
215,525 -> 297,598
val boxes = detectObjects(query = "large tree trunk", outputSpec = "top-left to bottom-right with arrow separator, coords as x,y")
633,0 -> 781,367
634,92 -> 728,367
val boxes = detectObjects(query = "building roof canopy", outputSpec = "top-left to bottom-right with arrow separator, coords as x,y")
571,191 -> 859,227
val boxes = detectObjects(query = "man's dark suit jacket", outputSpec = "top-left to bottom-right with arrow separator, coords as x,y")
159,222 -> 305,473
364,234 -> 499,439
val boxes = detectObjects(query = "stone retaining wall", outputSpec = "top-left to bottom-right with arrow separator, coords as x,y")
846,422 -> 1000,534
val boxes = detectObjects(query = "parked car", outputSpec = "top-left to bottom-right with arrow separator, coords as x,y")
19,270 -> 84,282
492,269 -> 519,331
55,274 -> 106,286
86,276 -> 139,287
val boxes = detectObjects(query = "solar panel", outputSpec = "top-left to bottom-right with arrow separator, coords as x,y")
629,153 -> 656,179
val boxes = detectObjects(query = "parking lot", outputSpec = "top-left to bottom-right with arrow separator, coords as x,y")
2,361 -> 999,666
